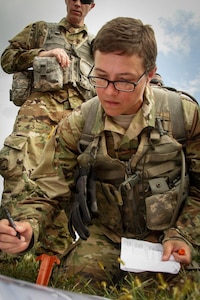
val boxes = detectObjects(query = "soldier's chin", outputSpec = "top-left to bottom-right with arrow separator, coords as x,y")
102,102 -> 122,116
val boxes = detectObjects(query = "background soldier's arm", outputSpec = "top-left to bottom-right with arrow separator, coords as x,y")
1,21 -> 47,73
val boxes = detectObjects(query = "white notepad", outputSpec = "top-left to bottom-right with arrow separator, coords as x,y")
120,238 -> 180,274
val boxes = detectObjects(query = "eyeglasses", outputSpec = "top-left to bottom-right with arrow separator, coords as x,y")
80,0 -> 94,4
88,70 -> 146,92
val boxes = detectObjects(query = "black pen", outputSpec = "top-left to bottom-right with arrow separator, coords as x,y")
4,208 -> 21,239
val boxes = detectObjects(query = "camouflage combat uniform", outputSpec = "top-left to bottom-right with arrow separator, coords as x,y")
9,86 -> 200,284
0,18 -> 96,205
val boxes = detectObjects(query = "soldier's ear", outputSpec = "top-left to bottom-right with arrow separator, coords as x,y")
147,68 -> 157,84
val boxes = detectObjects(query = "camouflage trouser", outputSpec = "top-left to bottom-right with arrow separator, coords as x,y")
53,225 -> 124,288
0,91 -> 72,205
52,226 -> 181,289
58,225 -> 161,287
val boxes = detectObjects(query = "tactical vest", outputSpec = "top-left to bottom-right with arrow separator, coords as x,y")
40,23 -> 96,99
10,23 -> 96,106
76,87 -> 195,240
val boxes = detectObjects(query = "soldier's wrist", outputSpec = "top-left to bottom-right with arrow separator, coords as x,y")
162,227 -> 193,250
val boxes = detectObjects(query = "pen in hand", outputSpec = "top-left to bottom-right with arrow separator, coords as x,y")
4,208 -> 21,239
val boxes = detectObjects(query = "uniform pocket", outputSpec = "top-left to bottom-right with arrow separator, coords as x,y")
0,133 -> 28,178
145,189 -> 177,231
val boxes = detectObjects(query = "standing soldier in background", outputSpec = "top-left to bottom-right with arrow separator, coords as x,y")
0,0 -> 96,206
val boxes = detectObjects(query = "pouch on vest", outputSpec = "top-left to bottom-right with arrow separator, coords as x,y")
33,57 -> 63,92
145,174 -> 189,231
10,70 -> 33,106
63,56 -> 96,99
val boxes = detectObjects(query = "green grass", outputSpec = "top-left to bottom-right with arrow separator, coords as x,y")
0,251 -> 200,300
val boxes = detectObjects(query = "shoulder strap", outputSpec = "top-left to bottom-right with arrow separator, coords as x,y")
166,88 -> 186,142
78,97 -> 99,153
154,86 -> 199,142
152,86 -> 187,142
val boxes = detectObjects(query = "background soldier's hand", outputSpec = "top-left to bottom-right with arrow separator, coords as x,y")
39,48 -> 71,68
68,173 -> 91,240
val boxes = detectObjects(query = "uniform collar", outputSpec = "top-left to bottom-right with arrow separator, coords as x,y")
104,86 -> 155,133
88,86 -> 156,137
58,18 -> 88,35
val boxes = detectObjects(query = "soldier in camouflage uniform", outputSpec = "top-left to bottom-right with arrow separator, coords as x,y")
0,0 -> 96,206
0,17 -> 200,287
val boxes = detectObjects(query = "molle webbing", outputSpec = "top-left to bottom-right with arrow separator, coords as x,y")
41,23 -> 95,100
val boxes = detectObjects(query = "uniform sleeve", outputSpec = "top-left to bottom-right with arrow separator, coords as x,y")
1,21 -> 47,73
164,97 -> 200,246
10,108 -> 84,247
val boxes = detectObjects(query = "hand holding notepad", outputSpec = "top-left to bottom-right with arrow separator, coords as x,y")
120,238 -> 180,274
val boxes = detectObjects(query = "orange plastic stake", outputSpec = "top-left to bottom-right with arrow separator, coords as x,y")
36,254 -> 60,286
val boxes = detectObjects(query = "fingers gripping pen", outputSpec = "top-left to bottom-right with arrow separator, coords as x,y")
4,208 -> 21,239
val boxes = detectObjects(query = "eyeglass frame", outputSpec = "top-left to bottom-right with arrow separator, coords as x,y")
88,67 -> 146,92
80,0 -> 94,4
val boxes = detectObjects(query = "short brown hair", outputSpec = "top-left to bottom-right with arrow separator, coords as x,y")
93,17 -> 157,72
